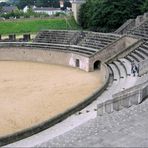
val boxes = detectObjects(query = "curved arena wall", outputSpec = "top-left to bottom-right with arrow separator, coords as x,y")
0,48 -> 90,71
0,43 -> 110,146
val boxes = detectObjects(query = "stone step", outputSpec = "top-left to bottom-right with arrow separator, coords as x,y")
108,63 -> 120,81
34,99 -> 148,147
69,48 -> 94,55
113,61 -> 126,78
125,56 -> 135,63
134,49 -> 147,60
112,61 -> 131,92
129,53 -> 141,62
118,58 -> 131,76
138,46 -> 148,56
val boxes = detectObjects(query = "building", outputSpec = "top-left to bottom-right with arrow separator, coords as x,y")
23,6 -> 29,13
1,5 -> 17,14
33,7 -> 63,16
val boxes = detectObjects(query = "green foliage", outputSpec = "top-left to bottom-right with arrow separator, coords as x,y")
0,17 -> 80,35
54,12 -> 66,17
36,0 -> 60,8
141,0 -> 148,12
79,0 -> 145,32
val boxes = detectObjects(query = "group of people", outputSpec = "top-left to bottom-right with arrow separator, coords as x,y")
131,61 -> 139,76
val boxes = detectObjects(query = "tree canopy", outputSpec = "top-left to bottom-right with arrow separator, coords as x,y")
140,0 -> 148,12
79,0 -> 146,32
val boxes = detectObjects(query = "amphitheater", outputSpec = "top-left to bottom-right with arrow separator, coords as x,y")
0,13 -> 148,147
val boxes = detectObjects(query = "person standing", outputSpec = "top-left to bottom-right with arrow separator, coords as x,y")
132,65 -> 136,76
136,63 -> 139,76
131,61 -> 135,76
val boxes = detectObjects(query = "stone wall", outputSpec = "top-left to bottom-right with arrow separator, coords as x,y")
115,19 -> 136,34
116,38 -> 143,60
139,59 -> 148,76
97,80 -> 148,116
0,42 -> 91,72
89,36 -> 138,71
0,34 -> 32,42
115,12 -> 148,35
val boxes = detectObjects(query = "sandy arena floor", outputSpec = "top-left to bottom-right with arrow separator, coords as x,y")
0,61 -> 105,136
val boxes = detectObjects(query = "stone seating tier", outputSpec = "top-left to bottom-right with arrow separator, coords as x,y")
0,42 -> 96,56
36,97 -> 148,147
78,32 -> 120,50
34,30 -> 78,45
34,30 -> 121,51
127,20 -> 148,40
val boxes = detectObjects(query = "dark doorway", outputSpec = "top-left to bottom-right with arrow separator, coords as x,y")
76,59 -> 80,67
94,60 -> 101,70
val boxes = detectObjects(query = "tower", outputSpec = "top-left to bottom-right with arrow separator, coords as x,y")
60,0 -> 64,8
72,0 -> 85,23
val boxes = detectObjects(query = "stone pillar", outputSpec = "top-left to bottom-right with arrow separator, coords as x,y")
142,85 -> 148,101
97,103 -> 104,116
144,13 -> 148,20
9,34 -> 16,41
72,1 -> 85,23
121,97 -> 131,108
105,100 -> 113,114
130,93 -> 140,105
136,15 -> 144,26
113,98 -> 121,111
23,34 -> 31,41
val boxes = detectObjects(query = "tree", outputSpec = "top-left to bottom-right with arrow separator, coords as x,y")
15,0 -> 36,9
0,2 -> 10,7
0,6 -> 3,13
79,0 -> 145,32
140,0 -> 148,12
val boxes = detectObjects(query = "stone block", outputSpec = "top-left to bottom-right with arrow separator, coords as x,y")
113,98 -> 121,111
97,103 -> 104,116
9,34 -> 16,41
105,100 -> 113,114
121,97 -> 131,108
23,34 -> 31,41
136,15 -> 144,26
142,85 -> 148,101
130,93 -> 140,105
144,13 -> 148,19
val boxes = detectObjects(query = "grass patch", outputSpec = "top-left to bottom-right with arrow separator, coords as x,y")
0,17 -> 80,35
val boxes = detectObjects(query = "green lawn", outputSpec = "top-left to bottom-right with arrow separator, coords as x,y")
0,17 -> 80,35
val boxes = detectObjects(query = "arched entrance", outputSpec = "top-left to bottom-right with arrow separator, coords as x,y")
94,60 -> 101,70
75,59 -> 80,67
